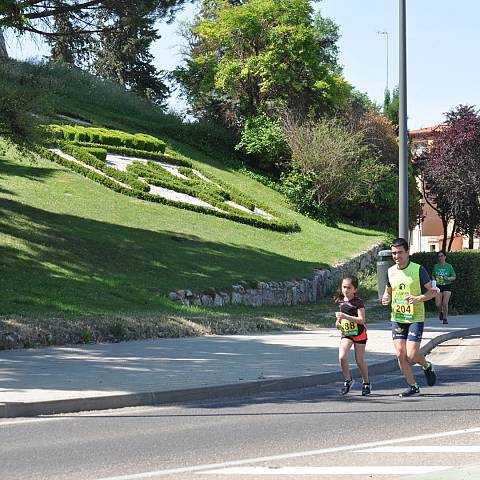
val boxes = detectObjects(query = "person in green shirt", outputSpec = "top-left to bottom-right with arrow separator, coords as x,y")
382,238 -> 438,397
432,251 -> 456,325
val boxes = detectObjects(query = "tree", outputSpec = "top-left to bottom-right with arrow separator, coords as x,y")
0,30 -> 7,58
174,0 -> 350,126
93,3 -> 169,105
416,105 -> 480,250
383,85 -> 399,131
46,2 -> 93,66
0,1 -> 184,33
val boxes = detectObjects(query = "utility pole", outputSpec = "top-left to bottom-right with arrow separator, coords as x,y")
399,0 -> 409,240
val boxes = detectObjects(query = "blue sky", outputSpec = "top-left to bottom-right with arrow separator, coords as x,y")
5,0 -> 480,129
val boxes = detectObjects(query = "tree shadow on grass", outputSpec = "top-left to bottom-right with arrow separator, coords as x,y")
0,197 -> 326,316
0,155 -> 59,183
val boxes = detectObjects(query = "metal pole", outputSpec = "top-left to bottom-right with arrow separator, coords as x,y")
377,31 -> 389,92
399,0 -> 409,240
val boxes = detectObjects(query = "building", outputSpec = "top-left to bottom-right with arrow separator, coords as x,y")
409,125 -> 470,253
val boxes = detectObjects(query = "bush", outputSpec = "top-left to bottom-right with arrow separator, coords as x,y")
235,114 -> 288,172
411,251 -> 480,313
49,125 -> 166,153
82,147 -> 108,161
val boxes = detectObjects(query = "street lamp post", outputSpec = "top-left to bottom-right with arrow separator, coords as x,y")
377,30 -> 389,92
399,0 -> 409,240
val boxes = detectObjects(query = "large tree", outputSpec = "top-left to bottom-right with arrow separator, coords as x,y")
174,0 -> 350,126
93,3 -> 169,105
416,105 -> 480,250
0,1 -> 186,34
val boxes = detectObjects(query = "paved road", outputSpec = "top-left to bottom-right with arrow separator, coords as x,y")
1,335 -> 479,480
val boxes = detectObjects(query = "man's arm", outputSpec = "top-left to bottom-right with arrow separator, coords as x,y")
382,285 -> 392,305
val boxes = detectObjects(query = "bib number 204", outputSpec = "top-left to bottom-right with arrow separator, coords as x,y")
395,304 -> 413,314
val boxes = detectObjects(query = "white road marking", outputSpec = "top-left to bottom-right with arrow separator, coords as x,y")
359,446 -> 480,453
93,426 -> 480,480
198,466 -> 450,476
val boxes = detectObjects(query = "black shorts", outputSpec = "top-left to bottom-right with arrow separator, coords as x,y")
391,321 -> 424,342
438,285 -> 452,292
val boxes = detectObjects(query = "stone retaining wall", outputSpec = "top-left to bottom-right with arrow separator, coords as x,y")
168,242 -> 384,307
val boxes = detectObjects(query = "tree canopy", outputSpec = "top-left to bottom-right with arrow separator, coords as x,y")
416,105 -> 480,249
174,0 -> 351,126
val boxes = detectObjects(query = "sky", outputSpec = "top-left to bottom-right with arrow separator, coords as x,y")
5,0 -> 480,130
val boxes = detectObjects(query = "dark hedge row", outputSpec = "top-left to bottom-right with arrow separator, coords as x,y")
412,250 -> 479,313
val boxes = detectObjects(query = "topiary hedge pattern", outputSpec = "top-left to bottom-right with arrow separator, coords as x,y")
46,125 -> 299,233
49,124 -> 166,153
412,250 -> 479,314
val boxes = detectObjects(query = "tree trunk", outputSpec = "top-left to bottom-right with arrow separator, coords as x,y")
469,227 -> 474,249
447,221 -> 457,252
0,31 -> 8,59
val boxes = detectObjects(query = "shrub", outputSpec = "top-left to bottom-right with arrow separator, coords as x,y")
82,147 -> 108,161
412,251 -> 480,313
49,125 -> 166,153
235,114 -> 288,173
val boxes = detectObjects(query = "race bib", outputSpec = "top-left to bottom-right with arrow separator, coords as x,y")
341,319 -> 358,336
393,298 -> 414,320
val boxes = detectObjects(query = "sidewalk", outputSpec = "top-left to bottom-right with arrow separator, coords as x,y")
1,314 -> 479,418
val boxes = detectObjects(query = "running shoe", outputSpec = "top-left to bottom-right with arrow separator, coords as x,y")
399,384 -> 420,397
361,383 -> 371,396
341,379 -> 354,395
423,362 -> 437,386
443,318 -> 448,324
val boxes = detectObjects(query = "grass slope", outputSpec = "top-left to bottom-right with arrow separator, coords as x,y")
0,138 -> 382,317
0,59 -> 386,346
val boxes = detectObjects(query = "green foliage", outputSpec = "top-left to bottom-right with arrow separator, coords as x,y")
235,114 -> 288,172
50,124 -> 166,153
0,59 -> 54,142
281,115 -> 400,230
383,86 -> 399,128
175,0 -> 351,125
280,168 -> 332,224
94,3 -> 170,106
82,146 -> 108,161
71,141 -> 192,167
412,251 -> 480,313
46,126 -> 299,233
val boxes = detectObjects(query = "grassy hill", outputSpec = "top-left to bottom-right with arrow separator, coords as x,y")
0,59 -> 386,346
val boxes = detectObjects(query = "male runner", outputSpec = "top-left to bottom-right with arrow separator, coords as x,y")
382,238 -> 438,397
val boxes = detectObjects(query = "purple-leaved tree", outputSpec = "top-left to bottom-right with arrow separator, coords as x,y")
416,105 -> 480,250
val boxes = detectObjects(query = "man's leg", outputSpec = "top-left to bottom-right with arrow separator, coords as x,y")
393,338 -> 416,384
406,339 -> 427,368
406,323 -> 436,387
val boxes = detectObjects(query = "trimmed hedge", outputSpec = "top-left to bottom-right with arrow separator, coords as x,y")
45,147 -> 300,233
71,141 -> 192,167
50,124 -> 166,153
82,146 -> 107,161
59,144 -> 150,192
411,251 -> 479,313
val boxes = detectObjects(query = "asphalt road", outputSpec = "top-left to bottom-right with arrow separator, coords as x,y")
1,335 -> 479,480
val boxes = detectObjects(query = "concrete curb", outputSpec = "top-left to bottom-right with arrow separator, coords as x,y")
1,327 -> 479,418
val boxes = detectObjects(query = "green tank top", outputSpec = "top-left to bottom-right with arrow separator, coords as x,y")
388,262 -> 424,324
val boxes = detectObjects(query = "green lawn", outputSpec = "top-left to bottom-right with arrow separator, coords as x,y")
0,137 -> 384,318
